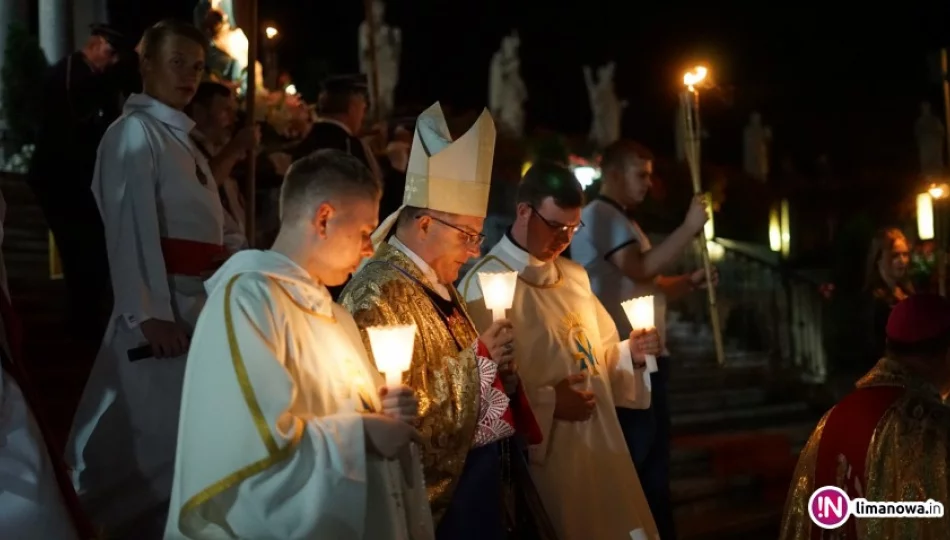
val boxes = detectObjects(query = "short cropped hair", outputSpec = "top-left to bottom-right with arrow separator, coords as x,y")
185,81 -> 231,115
279,150 -> 382,223
138,19 -> 208,63
601,140 -> 655,173
517,161 -> 584,210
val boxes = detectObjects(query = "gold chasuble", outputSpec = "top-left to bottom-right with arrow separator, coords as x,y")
341,243 -> 481,522
780,358 -> 950,540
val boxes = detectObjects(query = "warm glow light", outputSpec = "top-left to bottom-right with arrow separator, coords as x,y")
622,296 -> 655,331
769,205 -> 781,252
285,84 -> 297,95
683,66 -> 708,91
478,271 -> 519,321
918,193 -> 935,241
522,161 -> 532,177
621,296 -> 657,373
265,26 -> 278,39
929,183 -> 950,200
780,199 -> 791,258
221,27 -> 249,70
703,193 -> 714,240
572,165 -> 601,189
706,240 -> 724,262
366,324 -> 417,387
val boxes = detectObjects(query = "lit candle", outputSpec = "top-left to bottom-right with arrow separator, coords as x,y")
477,271 -> 519,321
366,324 -> 417,387
621,296 -> 658,373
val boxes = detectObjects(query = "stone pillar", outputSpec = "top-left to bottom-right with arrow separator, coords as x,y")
0,0 -> 29,148
72,0 -> 109,51
39,0 -> 72,64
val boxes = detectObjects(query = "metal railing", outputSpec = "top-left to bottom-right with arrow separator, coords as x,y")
662,236 -> 829,383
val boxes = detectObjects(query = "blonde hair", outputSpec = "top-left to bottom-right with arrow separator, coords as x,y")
864,227 -> 910,291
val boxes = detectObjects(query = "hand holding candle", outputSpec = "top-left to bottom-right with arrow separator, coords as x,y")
366,324 -> 417,387
478,270 -> 518,322
621,296 -> 658,373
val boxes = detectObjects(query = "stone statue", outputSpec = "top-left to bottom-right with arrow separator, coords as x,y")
743,111 -> 772,182
583,61 -> 626,149
489,32 -> 527,137
359,0 -> 401,120
916,101 -> 946,176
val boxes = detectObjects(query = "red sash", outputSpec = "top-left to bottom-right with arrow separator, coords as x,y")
160,237 -> 226,277
811,385 -> 905,540
0,290 -> 99,539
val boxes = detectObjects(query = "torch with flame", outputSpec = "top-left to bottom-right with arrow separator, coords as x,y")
366,324 -> 417,387
679,65 -> 726,366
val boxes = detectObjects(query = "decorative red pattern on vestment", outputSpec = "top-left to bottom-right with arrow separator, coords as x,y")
472,339 -> 542,447
810,385 -> 905,540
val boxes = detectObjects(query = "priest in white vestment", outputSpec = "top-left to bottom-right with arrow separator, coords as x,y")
460,162 -> 660,540
65,21 -> 235,538
166,149 -> 434,539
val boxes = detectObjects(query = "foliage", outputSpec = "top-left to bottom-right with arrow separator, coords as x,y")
253,89 -> 316,141
1,24 -> 49,146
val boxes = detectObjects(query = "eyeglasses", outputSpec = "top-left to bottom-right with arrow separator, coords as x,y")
529,206 -> 585,235
418,214 -> 486,247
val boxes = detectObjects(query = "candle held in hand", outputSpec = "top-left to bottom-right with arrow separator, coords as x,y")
621,296 -> 658,373
366,324 -> 417,387
477,271 -> 518,321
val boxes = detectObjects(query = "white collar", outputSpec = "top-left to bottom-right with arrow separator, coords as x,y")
497,233 -> 547,272
317,117 -> 353,136
389,236 -> 451,300
123,93 -> 195,134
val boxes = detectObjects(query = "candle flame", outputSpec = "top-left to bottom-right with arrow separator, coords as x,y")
928,183 -> 950,200
683,66 -> 708,91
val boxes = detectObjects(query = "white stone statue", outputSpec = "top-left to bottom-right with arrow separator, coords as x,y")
743,111 -> 772,182
489,32 -> 527,137
359,0 -> 401,120
583,62 -> 626,148
916,101 -> 946,176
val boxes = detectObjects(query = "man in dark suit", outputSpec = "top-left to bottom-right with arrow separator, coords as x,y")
292,74 -> 382,299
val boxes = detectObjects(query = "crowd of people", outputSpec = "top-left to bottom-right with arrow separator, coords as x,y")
5,12 -> 949,540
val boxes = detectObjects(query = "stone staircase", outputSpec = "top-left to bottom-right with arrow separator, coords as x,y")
665,316 -> 823,539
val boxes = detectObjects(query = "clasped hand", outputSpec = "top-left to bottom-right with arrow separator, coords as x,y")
629,328 -> 662,364
364,385 -> 421,462
140,318 -> 190,358
553,373 -> 596,422
479,319 -> 519,392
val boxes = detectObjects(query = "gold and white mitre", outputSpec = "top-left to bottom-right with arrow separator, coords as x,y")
371,101 -> 497,248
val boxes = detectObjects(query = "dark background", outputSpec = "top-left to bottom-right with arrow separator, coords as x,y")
73,1 -> 950,180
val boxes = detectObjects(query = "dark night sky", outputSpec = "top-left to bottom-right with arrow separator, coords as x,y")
111,1 -> 950,178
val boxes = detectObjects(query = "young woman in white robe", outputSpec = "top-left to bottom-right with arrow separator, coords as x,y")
65,20 -> 234,538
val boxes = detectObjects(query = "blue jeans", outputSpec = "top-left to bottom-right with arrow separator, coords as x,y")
436,442 -> 505,540
616,356 -> 675,540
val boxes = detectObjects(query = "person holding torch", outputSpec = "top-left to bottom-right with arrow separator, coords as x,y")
461,162 -> 660,540
164,150 -> 433,539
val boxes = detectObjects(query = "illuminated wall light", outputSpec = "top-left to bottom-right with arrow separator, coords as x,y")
918,192 -> 935,241
769,205 -> 781,252
780,199 -> 791,258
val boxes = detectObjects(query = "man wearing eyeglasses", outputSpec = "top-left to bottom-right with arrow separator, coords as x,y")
570,140 -> 713,540
460,162 -> 661,540
340,103 -> 546,540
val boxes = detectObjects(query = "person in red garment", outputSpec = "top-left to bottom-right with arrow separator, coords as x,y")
780,293 -> 950,539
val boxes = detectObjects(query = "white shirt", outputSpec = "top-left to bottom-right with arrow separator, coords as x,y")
572,197 -> 669,356
389,236 -> 451,300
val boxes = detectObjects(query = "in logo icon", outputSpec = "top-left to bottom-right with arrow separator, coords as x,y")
808,485 -> 850,529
